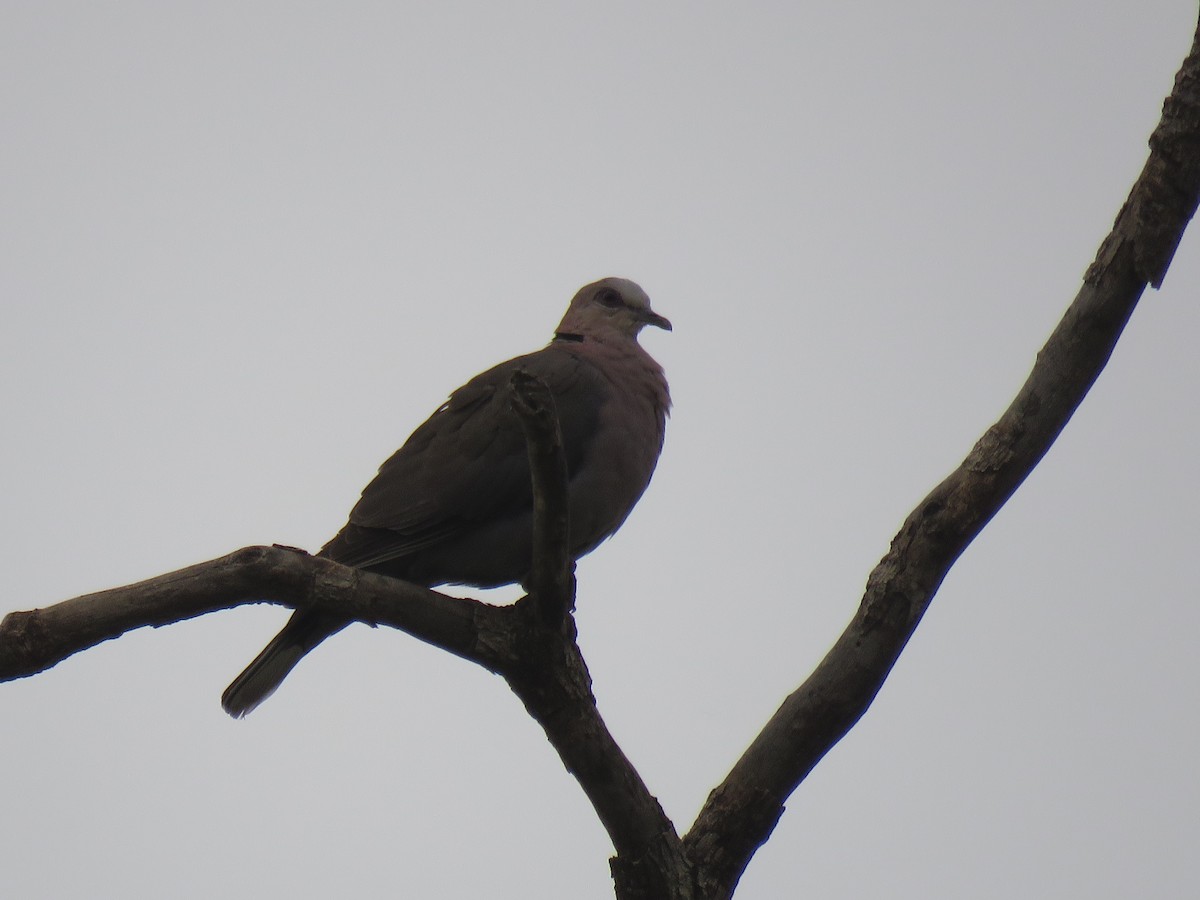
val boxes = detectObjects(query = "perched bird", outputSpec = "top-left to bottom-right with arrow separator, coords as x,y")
222,277 -> 671,717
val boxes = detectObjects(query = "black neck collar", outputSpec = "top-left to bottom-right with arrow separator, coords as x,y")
554,331 -> 585,343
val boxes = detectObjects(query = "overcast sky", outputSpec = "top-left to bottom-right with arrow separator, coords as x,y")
3,3 -> 1198,898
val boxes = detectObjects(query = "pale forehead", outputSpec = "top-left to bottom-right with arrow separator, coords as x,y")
597,276 -> 650,308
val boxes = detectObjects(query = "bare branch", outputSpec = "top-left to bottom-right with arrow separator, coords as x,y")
502,631 -> 693,900
683,13 -> 1200,897
506,370 -> 691,898
0,368 -> 693,898
509,369 -> 576,623
0,546 -> 514,681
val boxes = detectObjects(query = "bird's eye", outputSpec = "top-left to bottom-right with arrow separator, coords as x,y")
597,288 -> 622,308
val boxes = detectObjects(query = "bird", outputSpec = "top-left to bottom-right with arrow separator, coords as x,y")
221,277 -> 672,717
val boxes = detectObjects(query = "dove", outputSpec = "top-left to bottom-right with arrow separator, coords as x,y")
222,277 -> 671,717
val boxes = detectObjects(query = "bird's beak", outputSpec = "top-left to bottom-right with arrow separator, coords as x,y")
643,310 -> 672,332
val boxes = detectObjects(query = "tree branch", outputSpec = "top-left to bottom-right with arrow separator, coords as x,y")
682,13 -> 1200,898
0,546 -> 514,681
502,630 -> 693,900
509,369 -> 576,623
507,371 -> 692,899
1,371 -> 692,898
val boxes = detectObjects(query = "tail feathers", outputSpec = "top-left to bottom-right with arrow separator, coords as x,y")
221,611 -> 349,718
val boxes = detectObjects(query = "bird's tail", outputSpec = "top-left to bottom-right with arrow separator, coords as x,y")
221,610 -> 350,718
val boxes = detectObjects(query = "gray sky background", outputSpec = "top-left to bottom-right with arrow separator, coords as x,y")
3,3 -> 1198,898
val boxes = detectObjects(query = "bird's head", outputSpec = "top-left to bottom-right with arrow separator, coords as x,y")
556,277 -> 672,341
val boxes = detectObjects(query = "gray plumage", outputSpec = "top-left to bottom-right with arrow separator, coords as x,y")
222,277 -> 671,717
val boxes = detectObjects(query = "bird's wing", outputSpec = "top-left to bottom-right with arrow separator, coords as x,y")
319,344 -> 605,570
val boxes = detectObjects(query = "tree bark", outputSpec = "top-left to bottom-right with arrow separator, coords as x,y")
681,13 -> 1200,898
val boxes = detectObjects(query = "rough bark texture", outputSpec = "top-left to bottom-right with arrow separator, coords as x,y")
3,14 -> 1198,899
0,546 -> 511,680
681,15 -> 1200,898
507,372 -> 694,899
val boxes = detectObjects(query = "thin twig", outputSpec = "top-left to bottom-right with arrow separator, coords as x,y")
509,369 -> 576,624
